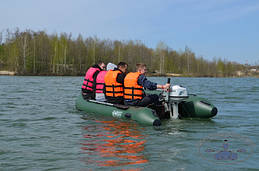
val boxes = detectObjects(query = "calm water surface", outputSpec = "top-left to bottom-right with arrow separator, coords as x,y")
0,76 -> 258,170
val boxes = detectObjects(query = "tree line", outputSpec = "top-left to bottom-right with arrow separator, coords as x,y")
0,29 -> 246,77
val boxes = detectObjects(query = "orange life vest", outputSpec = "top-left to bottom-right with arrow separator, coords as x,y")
124,72 -> 144,100
104,70 -> 124,97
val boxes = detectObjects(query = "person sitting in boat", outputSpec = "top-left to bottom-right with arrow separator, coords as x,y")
95,63 -> 117,102
81,61 -> 106,100
124,63 -> 170,107
104,62 -> 128,104
106,62 -> 117,71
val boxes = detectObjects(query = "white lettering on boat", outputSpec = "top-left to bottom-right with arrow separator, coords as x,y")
112,110 -> 122,118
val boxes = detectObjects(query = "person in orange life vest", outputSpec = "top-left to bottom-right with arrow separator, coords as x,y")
95,63 -> 117,102
104,62 -> 128,104
124,63 -> 170,107
81,61 -> 106,100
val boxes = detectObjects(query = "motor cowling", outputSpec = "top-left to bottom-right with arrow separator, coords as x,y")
162,85 -> 188,101
170,85 -> 188,98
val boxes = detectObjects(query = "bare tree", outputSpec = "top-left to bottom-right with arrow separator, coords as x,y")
0,31 -> 2,44
156,41 -> 167,74
21,33 -> 27,72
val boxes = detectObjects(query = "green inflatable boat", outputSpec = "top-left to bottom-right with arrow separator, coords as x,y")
75,84 -> 218,126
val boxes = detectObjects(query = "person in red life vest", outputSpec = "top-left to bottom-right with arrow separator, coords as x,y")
95,70 -> 107,101
104,62 -> 128,104
95,63 -> 117,101
124,63 -> 170,107
81,61 -> 106,100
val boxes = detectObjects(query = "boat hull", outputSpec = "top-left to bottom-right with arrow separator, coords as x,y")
76,95 -> 161,126
75,93 -> 217,126
179,94 -> 217,118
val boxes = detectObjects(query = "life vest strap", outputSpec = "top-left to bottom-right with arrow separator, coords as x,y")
124,86 -> 144,99
83,84 -> 94,89
105,85 -> 123,88
124,93 -> 143,97
106,91 -> 124,93
96,88 -> 105,91
124,87 -> 143,91
84,78 -> 94,83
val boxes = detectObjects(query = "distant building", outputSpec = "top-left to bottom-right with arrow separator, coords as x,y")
0,71 -> 16,75
236,71 -> 245,77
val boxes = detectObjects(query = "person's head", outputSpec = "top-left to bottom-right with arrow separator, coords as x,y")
117,62 -> 128,73
97,60 -> 106,70
136,63 -> 147,74
106,63 -> 117,71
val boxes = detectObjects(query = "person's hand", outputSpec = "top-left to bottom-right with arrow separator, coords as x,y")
163,83 -> 170,91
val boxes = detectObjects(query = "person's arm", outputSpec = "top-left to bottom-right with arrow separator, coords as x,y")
137,75 -> 157,90
157,83 -> 170,90
116,73 -> 126,84
157,84 -> 165,89
137,75 -> 170,90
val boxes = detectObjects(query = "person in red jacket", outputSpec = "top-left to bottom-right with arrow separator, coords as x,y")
81,61 -> 106,100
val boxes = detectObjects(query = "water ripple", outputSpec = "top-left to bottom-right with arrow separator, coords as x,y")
0,76 -> 258,170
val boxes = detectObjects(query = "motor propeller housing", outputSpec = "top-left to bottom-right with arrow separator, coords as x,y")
162,85 -> 189,119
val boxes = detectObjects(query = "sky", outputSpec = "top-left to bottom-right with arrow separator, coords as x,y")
0,0 -> 259,64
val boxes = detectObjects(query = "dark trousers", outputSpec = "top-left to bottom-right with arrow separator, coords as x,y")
82,89 -> 95,100
124,94 -> 160,107
106,96 -> 124,105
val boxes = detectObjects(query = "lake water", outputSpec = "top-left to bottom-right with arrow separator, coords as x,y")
0,76 -> 258,170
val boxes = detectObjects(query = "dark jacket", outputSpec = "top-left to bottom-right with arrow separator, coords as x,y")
115,68 -> 127,84
137,75 -> 157,90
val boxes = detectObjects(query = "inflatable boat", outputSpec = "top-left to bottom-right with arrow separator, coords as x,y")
75,81 -> 218,126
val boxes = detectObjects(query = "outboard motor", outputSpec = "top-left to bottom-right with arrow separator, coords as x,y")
162,84 -> 188,119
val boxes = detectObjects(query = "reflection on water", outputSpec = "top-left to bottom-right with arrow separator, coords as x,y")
80,120 -> 148,169
1,77 -> 259,170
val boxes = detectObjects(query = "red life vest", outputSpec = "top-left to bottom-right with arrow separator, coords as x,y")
81,67 -> 100,91
95,71 -> 107,93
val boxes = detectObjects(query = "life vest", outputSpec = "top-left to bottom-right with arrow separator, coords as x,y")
95,71 -> 107,93
104,70 -> 124,97
124,72 -> 144,100
82,67 -> 100,91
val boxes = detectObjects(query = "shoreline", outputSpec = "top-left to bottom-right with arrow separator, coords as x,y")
0,71 -> 16,75
1,71 -> 258,78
